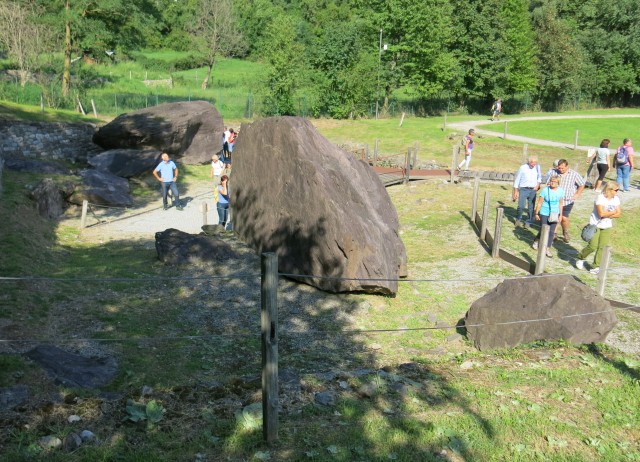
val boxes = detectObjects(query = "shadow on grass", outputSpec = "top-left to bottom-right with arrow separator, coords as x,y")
585,344 -> 640,382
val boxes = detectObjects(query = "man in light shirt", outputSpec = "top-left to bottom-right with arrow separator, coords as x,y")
512,156 -> 541,229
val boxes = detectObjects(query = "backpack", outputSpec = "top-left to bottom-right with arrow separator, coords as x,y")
616,146 -> 629,164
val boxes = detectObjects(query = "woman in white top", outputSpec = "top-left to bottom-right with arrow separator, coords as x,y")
586,139 -> 610,193
575,181 -> 621,275
210,154 -> 225,186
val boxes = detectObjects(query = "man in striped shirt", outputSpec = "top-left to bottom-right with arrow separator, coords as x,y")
546,159 -> 585,242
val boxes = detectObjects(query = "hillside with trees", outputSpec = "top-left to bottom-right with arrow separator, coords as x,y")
0,0 -> 639,117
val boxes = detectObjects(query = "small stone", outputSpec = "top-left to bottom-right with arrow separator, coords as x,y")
39,435 -> 62,450
63,433 -> 82,451
80,430 -> 96,442
459,361 -> 475,370
357,383 -> 378,398
338,381 -> 349,390
427,314 -> 438,323
446,333 -> 463,343
141,385 -> 153,397
67,415 -> 81,423
314,391 -> 336,406
370,343 -> 382,350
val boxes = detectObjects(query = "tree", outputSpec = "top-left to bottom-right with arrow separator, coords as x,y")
0,2 -> 50,87
190,0 -> 247,90
35,0 -> 161,96
261,14 -> 305,116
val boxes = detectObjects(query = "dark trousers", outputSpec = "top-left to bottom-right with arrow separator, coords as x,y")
161,181 -> 180,207
217,202 -> 229,225
516,187 -> 537,224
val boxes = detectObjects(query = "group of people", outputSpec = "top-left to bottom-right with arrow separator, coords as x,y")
586,138 -> 635,193
512,145 -> 628,274
151,149 -> 231,228
221,127 -> 237,166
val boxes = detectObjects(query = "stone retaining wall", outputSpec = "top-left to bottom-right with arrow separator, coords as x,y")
0,120 -> 102,164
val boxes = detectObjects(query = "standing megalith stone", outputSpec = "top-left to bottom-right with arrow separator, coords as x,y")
92,101 -> 223,164
465,275 -> 618,351
232,116 -> 407,294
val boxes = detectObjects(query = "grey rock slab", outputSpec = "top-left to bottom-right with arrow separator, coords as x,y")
0,385 -> 28,411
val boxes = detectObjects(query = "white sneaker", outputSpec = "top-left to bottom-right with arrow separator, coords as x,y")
576,259 -> 585,270
589,267 -> 600,275
532,241 -> 539,250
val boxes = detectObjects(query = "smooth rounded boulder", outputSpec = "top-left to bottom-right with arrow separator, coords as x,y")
231,116 -> 407,294
92,101 -> 223,164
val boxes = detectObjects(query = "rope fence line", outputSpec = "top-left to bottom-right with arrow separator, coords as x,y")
1,304 -> 637,346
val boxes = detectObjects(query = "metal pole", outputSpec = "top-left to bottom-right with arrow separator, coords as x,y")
574,130 -> 579,150
261,252 -> 279,444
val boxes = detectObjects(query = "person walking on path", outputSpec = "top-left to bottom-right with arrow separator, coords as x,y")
153,152 -> 183,211
222,127 -> 231,160
210,154 -> 225,187
490,98 -> 502,121
457,129 -> 475,171
532,176 -> 564,258
587,139 -> 611,193
512,156 -> 541,229
216,175 -> 230,228
614,138 -> 634,192
546,159 -> 585,243
575,181 -> 621,275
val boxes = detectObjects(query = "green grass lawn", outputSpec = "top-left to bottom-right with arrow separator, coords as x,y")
483,115 -> 640,147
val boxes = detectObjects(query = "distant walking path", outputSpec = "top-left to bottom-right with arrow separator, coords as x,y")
448,114 -> 640,151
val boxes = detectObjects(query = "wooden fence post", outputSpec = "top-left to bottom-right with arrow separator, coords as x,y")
480,191 -> 490,241
374,139 -> 379,163
523,144 -> 528,164
200,202 -> 208,226
412,146 -> 417,167
492,207 -> 504,258
80,200 -> 88,230
91,99 -> 98,118
77,97 -> 86,115
450,145 -> 457,183
365,144 -> 369,162
574,130 -> 579,150
471,177 -> 480,224
404,148 -> 411,185
443,113 -> 447,130
596,246 -> 612,296
261,252 -> 279,444
399,112 -> 406,127
503,121 -> 508,140
534,224 -> 550,275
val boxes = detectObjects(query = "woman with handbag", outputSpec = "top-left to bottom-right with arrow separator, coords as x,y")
532,175 -> 564,258
575,182 -> 621,274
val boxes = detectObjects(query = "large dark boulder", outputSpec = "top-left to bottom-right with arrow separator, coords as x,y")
155,228 -> 238,265
69,169 -> 133,207
92,101 -> 223,164
88,149 -> 161,178
4,157 -> 71,175
232,116 -> 407,294
30,178 -> 74,219
465,275 -> 618,351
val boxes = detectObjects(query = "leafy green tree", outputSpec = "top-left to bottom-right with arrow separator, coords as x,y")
34,0 -> 162,96
530,0 -> 586,109
497,0 -> 538,95
190,0 -> 247,90
261,14 -> 305,115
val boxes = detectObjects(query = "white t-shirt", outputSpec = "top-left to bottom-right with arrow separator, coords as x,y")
590,193 -> 620,229
211,160 -> 224,176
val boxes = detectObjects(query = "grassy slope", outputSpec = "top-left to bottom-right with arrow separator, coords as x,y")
0,107 -> 639,461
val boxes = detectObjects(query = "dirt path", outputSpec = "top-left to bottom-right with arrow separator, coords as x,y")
448,114 -> 640,150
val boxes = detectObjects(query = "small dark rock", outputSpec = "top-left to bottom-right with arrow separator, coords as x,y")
314,391 -> 336,406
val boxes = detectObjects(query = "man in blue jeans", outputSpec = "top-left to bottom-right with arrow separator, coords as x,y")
153,152 -> 183,210
512,156 -> 541,229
